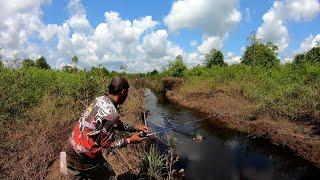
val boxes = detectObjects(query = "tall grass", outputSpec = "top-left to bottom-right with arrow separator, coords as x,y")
146,64 -> 320,122
0,67 -> 110,125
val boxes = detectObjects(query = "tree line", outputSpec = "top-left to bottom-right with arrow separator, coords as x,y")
161,35 -> 320,77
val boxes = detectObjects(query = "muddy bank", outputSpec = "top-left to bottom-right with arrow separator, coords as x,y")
0,85 -> 147,179
144,77 -> 320,168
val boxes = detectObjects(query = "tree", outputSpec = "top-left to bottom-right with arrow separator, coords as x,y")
150,69 -> 158,75
89,66 -> 109,77
0,60 -> 3,68
292,53 -> 306,65
204,49 -> 226,68
305,47 -> 320,64
22,59 -> 36,68
120,64 -> 128,74
241,35 -> 279,68
36,56 -> 51,69
72,55 -> 79,67
62,65 -> 73,72
166,55 -> 187,77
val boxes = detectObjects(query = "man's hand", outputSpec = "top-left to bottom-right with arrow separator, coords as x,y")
127,133 -> 144,144
135,125 -> 148,132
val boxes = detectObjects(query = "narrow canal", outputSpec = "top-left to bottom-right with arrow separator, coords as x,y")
145,89 -> 320,180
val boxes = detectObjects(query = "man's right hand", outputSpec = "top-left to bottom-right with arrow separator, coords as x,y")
127,133 -> 144,144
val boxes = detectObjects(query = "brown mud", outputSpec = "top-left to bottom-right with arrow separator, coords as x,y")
144,77 -> 320,168
0,85 -> 147,179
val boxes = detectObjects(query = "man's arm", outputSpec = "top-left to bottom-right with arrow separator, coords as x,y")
116,119 -> 137,132
99,118 -> 143,150
99,119 -> 129,150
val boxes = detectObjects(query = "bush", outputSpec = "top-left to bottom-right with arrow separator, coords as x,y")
165,55 -> 187,77
22,59 -> 36,68
0,67 -> 109,121
204,49 -> 227,68
305,47 -> 320,64
241,36 -> 280,68
35,56 -> 51,69
174,64 -> 320,122
293,53 -> 306,65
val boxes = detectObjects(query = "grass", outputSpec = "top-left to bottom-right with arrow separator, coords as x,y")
0,66 -> 112,178
0,67 -> 109,124
145,64 -> 320,123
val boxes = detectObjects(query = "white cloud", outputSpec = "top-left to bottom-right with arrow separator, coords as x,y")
164,0 -> 241,36
257,0 -> 320,52
0,0 -> 50,61
141,30 -> 183,59
286,0 -> 320,21
297,34 -> 320,53
66,0 -> 91,34
225,52 -> 241,65
185,52 -> 204,67
0,0 -> 185,72
197,36 -> 224,55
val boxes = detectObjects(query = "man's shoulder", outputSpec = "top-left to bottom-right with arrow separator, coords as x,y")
94,96 -> 118,115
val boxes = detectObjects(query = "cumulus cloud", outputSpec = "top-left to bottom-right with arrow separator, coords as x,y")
224,52 -> 241,65
197,36 -> 224,54
257,0 -> 320,52
298,34 -> 320,53
0,0 -> 186,72
141,30 -> 183,59
164,0 -> 241,36
0,0 -> 52,62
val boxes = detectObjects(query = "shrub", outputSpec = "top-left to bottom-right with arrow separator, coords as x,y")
204,49 -> 227,68
305,47 -> 320,64
293,53 -> 306,65
241,35 -> 279,68
165,55 -> 187,77
22,59 -> 36,68
35,56 -> 51,69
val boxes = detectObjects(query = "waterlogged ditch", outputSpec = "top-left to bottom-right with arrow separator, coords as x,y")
145,89 -> 320,179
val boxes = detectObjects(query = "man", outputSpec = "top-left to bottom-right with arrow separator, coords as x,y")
66,76 -> 148,179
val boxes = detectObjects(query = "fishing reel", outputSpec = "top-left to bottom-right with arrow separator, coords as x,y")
139,131 -> 148,138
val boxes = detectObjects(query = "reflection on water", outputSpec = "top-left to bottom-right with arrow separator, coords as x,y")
145,89 -> 320,180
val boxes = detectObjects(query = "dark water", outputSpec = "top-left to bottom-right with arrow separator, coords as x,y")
145,89 -> 320,180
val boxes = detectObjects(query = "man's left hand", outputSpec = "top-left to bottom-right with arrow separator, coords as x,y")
135,125 -> 148,132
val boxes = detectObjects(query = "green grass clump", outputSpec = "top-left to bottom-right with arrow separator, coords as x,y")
146,64 -> 320,122
0,67 -> 110,123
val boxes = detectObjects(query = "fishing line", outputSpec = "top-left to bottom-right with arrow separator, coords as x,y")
141,114 -> 213,138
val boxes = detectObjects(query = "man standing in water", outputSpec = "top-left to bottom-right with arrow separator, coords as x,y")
66,76 -> 148,179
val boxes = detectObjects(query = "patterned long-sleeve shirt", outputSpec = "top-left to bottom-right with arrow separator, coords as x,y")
69,96 -> 136,158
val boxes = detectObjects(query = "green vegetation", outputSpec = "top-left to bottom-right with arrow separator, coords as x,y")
305,47 -> 320,64
35,56 -> 51,69
163,55 -> 187,77
204,49 -> 226,68
145,36 -> 320,123
140,145 -> 166,179
0,65 -> 111,126
241,36 -> 279,68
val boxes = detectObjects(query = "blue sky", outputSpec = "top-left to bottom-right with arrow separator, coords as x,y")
1,0 -> 320,72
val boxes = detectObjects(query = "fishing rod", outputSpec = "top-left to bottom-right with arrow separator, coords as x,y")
140,114 -> 213,138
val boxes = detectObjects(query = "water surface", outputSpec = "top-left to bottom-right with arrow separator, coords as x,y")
145,89 -> 320,180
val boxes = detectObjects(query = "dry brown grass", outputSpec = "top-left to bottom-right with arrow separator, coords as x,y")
0,85 -> 147,179
0,95 -> 80,179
